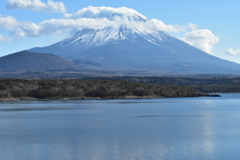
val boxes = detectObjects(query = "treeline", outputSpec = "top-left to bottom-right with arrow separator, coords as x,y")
194,85 -> 240,93
0,79 -> 207,100
81,76 -> 240,93
82,76 -> 240,85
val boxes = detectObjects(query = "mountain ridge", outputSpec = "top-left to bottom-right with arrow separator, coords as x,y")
0,51 -> 81,72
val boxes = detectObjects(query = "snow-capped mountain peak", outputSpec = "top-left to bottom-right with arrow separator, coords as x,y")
58,23 -> 171,48
29,6 -> 240,75
52,6 -> 184,49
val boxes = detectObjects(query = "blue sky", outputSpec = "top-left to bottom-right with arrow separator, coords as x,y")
0,0 -> 240,63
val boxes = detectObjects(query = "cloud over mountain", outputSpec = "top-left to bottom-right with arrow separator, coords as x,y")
6,0 -> 67,13
63,6 -> 147,20
63,6 -> 195,33
226,49 -> 240,56
182,29 -> 219,54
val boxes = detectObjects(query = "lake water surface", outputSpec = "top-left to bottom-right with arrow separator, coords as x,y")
0,94 -> 240,160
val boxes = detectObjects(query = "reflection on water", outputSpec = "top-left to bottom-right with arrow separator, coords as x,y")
0,94 -> 240,160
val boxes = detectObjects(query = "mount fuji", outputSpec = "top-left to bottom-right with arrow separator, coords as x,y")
29,6 -> 240,75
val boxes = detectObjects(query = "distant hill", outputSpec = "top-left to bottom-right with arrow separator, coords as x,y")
0,51 -> 80,72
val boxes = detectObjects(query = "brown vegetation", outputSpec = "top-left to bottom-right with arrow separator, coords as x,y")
0,79 -> 208,101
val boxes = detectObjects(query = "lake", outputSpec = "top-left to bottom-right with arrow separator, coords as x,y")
0,94 -> 240,160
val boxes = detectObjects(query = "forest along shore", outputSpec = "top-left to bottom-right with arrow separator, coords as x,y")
85,76 -> 240,93
0,79 -> 217,101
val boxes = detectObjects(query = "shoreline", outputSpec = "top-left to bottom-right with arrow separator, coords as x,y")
0,94 -> 220,102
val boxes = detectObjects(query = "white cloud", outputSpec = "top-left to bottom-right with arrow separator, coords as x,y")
226,49 -> 240,56
1,6 -> 199,39
62,6 -> 197,33
61,6 -> 200,34
0,35 -> 12,42
37,15 -> 196,36
182,29 -> 219,54
0,15 -> 19,30
6,0 -> 67,13
0,15 -> 115,37
187,23 -> 198,31
39,18 -> 116,35
0,15 -> 39,37
146,19 -> 196,32
63,6 -> 147,20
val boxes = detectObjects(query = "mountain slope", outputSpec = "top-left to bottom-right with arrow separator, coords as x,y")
0,51 -> 80,72
29,7 -> 240,75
